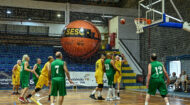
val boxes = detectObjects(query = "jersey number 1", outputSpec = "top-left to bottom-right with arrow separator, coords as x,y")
55,65 -> 59,74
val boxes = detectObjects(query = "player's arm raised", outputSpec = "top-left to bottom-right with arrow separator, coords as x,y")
32,64 -> 39,78
111,60 -> 120,74
121,54 -> 127,63
64,62 -> 73,84
163,65 -> 170,85
24,62 -> 33,72
12,65 -> 17,78
146,64 -> 151,88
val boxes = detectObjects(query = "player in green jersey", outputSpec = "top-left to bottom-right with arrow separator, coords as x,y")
104,53 -> 120,101
32,58 -> 41,97
18,54 -> 34,103
49,52 -> 73,105
145,53 -> 170,105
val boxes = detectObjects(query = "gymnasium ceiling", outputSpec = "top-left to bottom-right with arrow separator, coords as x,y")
34,0 -> 139,8
0,0 -> 139,25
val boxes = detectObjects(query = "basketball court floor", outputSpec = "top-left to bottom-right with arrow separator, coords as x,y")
1,89 -> 190,105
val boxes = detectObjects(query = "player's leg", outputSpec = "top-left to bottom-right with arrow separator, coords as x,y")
114,74 -> 121,99
106,75 -> 113,101
12,76 -> 16,95
16,85 -> 20,94
58,79 -> 66,105
117,75 -> 122,99
111,73 -> 116,100
96,75 -> 105,100
145,94 -> 150,105
50,96 -> 55,105
15,76 -> 20,94
12,85 -> 16,95
90,75 -> 99,99
112,83 -> 116,99
145,79 -> 157,105
116,76 -> 122,99
113,74 -> 117,98
159,80 -> 169,105
26,88 -> 41,99
19,87 -> 28,102
26,76 -> 44,100
19,78 -> 29,103
50,79 -> 58,105
90,87 -> 98,99
34,78 -> 40,97
48,82 -> 52,101
97,84 -> 104,100
58,96 -> 64,105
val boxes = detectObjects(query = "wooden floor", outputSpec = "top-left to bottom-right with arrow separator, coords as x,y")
0,89 -> 190,105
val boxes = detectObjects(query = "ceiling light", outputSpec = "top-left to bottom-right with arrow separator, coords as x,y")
101,15 -> 113,18
57,14 -> 61,18
28,18 -> 32,21
91,20 -> 102,23
6,10 -> 11,14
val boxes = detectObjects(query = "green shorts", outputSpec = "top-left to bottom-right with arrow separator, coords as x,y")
148,79 -> 168,96
106,73 -> 115,86
51,78 -> 66,96
20,76 -> 29,89
33,77 -> 38,86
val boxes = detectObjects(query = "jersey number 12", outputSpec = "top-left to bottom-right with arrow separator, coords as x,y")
155,66 -> 163,75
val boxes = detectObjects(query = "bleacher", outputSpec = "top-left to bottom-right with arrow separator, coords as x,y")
0,45 -> 97,75
0,45 -> 54,73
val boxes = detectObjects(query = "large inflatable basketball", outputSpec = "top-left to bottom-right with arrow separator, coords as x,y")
61,20 -> 101,59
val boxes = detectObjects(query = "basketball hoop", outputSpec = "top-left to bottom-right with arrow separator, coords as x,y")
134,18 -> 152,34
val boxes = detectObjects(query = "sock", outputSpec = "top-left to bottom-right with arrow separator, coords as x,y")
91,90 -> 96,95
145,101 -> 148,105
48,95 -> 50,100
26,94 -> 32,98
107,88 -> 112,98
117,90 -> 120,97
112,88 -> 116,98
98,91 -> 102,97
166,103 -> 169,105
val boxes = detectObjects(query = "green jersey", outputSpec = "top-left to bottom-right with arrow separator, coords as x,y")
33,64 -> 41,79
104,59 -> 115,75
150,61 -> 164,80
20,60 -> 30,78
51,59 -> 65,80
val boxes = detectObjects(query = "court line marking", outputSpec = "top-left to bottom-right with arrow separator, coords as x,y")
37,96 -> 48,101
129,90 -> 190,102
31,97 -> 42,105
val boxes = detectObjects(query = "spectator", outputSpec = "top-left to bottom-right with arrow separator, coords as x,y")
170,72 -> 177,84
185,74 -> 190,92
175,74 -> 182,90
175,71 -> 187,91
181,71 -> 187,91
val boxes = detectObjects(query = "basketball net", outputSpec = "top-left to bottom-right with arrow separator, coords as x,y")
134,18 -> 152,34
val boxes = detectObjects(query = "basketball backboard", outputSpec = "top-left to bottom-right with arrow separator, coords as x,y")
135,0 -> 186,34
